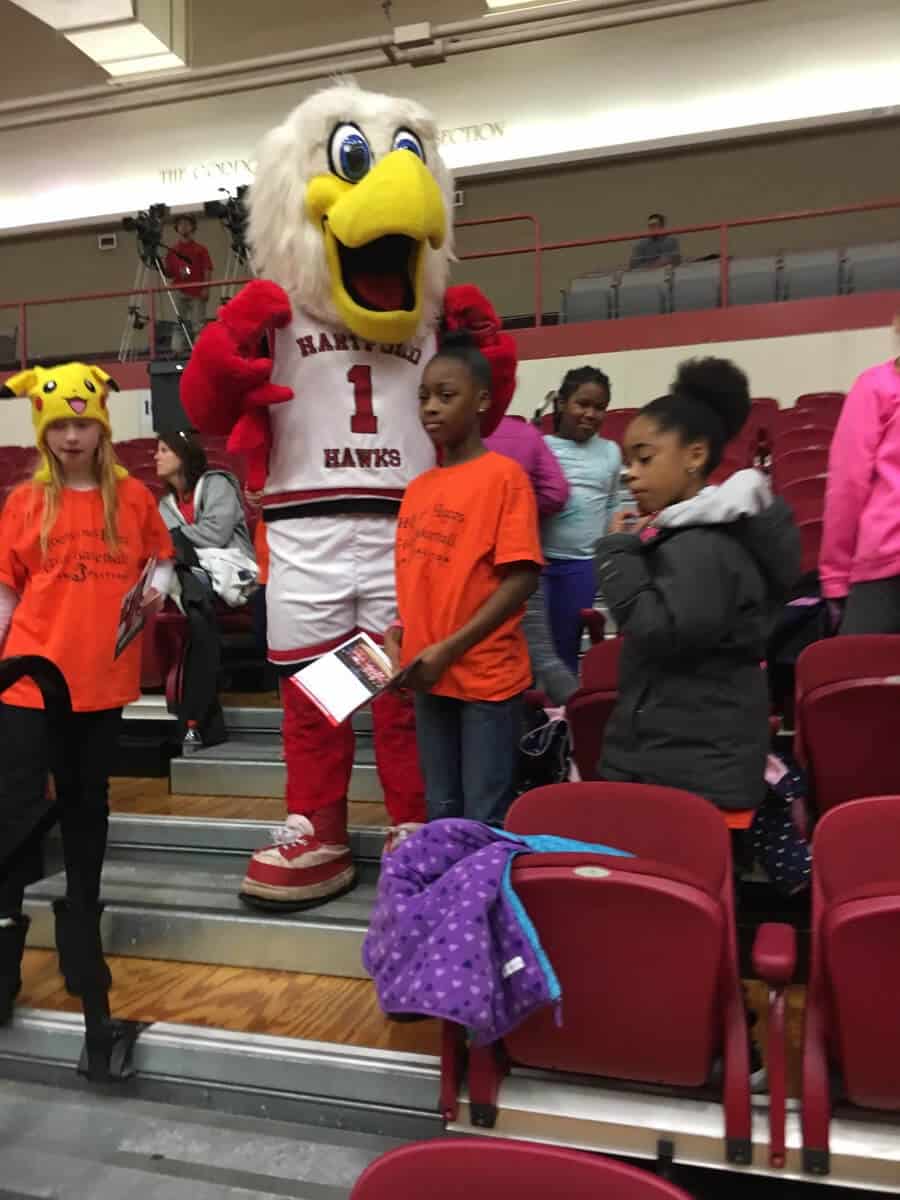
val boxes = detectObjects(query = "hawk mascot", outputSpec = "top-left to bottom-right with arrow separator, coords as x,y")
181,83 -> 517,910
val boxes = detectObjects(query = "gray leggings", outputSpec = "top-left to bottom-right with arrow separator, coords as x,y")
841,577 -> 900,635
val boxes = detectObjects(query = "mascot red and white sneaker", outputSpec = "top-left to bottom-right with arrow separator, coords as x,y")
181,82 -> 516,911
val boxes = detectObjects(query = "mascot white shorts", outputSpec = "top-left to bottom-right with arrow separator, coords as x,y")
264,513 -> 398,663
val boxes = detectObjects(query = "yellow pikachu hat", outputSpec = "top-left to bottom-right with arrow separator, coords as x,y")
0,362 -> 127,483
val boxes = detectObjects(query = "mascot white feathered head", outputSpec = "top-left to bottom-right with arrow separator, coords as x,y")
249,82 -> 453,345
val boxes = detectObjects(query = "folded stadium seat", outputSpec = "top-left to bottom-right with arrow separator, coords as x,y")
781,250 -> 844,301
708,453 -> 745,485
562,272 -> 619,323
796,518 -> 823,577
457,781 -> 794,1165
351,1138 -> 698,1200
746,399 -> 780,464
801,795 -> 900,1175
566,638 -> 622,780
776,408 -> 837,436
795,391 -> 845,412
617,267 -> 670,318
778,475 -> 827,520
844,241 -> 900,294
671,261 -> 721,312
772,448 -> 829,491
600,408 -> 639,447
772,425 -> 834,457
539,413 -> 555,435
727,257 -> 779,306
795,636 -> 900,815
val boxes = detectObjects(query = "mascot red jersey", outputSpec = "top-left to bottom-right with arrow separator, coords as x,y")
182,82 -> 516,910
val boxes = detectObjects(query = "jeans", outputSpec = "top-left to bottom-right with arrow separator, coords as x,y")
413,692 -> 524,826
0,705 -> 121,916
543,558 -> 597,676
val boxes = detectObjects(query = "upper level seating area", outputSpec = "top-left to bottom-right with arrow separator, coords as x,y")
561,240 -> 900,323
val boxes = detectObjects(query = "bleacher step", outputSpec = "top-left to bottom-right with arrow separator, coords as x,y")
24,847 -> 376,977
170,732 -> 379,801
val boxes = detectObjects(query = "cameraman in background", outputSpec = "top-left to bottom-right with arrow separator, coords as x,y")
165,215 -> 213,354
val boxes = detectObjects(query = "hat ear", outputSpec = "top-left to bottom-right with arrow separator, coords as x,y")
3,368 -> 38,398
90,366 -> 120,393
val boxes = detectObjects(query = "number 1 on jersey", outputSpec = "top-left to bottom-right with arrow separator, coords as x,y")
348,364 -> 377,434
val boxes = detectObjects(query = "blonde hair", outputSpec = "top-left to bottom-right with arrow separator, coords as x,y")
34,431 -> 122,557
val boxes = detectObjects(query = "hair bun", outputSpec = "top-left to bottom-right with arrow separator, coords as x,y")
440,329 -> 479,353
672,357 -> 751,441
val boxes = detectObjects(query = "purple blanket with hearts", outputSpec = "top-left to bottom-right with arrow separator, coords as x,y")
362,818 -> 629,1045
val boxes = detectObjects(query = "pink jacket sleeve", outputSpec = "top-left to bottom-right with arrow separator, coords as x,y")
530,429 -> 570,517
819,370 -> 882,598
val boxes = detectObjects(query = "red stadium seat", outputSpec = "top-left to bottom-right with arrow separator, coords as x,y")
566,638 -> 622,780
456,782 -> 769,1165
351,1138 -> 698,1200
599,407 -> 640,447
797,518 -> 823,577
778,474 -> 827,517
773,425 -> 834,457
539,413 -> 555,434
772,449 -> 829,491
776,408 -> 838,435
801,795 -> 900,1175
796,391 -> 845,410
795,637 -> 900,815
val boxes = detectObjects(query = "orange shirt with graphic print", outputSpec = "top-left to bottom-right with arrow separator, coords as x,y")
0,477 -> 172,711
395,451 -> 543,702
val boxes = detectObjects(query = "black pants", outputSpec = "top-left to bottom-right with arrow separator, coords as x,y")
0,704 -> 121,916
172,541 -> 226,746
841,576 -> 900,635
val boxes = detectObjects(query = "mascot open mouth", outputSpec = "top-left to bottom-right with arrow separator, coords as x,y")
336,233 -> 419,314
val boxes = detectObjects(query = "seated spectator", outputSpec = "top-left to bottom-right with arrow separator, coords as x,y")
595,359 -> 800,812
542,368 -> 621,675
820,342 -> 900,633
155,430 -> 255,747
629,212 -> 681,270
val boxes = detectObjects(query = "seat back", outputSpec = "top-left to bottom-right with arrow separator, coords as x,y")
566,639 -> 622,780
812,798 -> 900,1110
728,256 -> 779,305
503,783 -> 734,1088
774,425 -> 833,457
797,518 -> 823,577
618,267 -> 670,318
776,407 -> 837,435
504,861 -> 725,1085
782,249 -> 843,300
772,448 -> 829,490
779,475 -> 827,516
671,261 -> 720,312
351,1138 -> 697,1200
845,241 -> 900,294
564,272 -> 618,324
600,408 -> 639,447
796,638 -> 900,813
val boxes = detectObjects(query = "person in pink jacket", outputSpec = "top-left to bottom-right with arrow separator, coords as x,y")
484,415 -> 569,517
820,353 -> 900,632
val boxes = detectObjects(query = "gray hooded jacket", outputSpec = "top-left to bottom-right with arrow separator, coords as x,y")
594,471 -> 800,811
159,470 -> 254,561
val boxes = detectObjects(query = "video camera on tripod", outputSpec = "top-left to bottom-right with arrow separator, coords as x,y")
204,186 -> 249,263
122,202 -> 171,269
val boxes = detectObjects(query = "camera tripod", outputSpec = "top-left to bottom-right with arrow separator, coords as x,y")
118,252 -> 193,363
220,243 -> 253,301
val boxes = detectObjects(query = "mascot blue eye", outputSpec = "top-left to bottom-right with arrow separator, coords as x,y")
329,124 -> 372,184
393,129 -> 425,161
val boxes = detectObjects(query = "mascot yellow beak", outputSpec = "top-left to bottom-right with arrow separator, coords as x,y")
306,149 -> 446,345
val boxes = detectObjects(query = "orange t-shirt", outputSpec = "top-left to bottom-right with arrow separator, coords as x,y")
395,451 -> 542,702
0,477 -> 173,711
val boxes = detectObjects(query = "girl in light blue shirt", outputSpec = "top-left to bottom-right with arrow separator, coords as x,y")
542,367 -> 622,673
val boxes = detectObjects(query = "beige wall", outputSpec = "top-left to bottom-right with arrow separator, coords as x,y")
1,118 -> 899,360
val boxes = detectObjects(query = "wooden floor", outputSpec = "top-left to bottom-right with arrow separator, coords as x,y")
109,777 -> 389,827
18,950 -> 440,1056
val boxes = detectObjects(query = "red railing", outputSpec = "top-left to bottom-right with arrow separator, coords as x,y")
2,197 -> 899,368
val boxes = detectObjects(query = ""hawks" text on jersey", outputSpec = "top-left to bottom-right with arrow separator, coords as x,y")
323,447 -> 403,469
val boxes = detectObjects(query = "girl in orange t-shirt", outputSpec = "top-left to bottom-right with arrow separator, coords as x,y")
386,334 -> 542,827
0,363 -> 172,1030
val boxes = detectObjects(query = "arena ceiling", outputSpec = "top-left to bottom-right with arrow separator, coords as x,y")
0,0 -> 489,102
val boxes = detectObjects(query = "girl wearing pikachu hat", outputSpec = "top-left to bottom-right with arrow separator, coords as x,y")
0,363 -> 173,1039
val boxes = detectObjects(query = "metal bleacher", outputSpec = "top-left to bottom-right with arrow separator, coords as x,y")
560,238 -> 900,323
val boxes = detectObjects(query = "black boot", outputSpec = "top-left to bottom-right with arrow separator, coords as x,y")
53,899 -> 111,995
0,915 -> 30,1026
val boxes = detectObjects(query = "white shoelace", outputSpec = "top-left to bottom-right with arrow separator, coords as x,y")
269,825 -> 312,847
